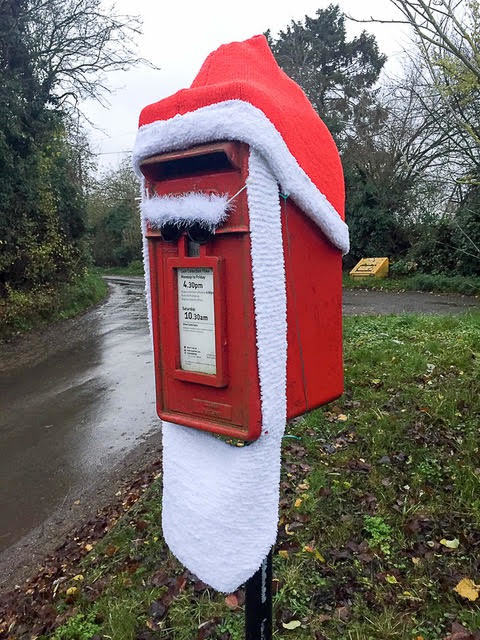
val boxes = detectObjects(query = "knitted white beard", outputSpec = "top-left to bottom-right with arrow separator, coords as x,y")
140,151 -> 286,592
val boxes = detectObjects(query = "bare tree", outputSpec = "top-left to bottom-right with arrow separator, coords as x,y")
350,1 -> 480,178
349,1 -> 478,76
0,0 -> 151,116
343,66 -> 453,227
383,2 -> 478,77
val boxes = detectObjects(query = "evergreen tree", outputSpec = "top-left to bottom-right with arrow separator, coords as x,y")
266,5 -> 409,264
266,4 -> 386,144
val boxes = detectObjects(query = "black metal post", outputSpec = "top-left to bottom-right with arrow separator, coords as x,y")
245,549 -> 272,640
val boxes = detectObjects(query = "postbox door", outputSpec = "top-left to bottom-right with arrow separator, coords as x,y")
143,143 -> 262,440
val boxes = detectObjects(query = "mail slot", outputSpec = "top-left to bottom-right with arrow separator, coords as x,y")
140,141 -> 343,440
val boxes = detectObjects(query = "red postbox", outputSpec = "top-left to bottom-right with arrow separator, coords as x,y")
133,33 -> 350,596
140,140 -> 343,441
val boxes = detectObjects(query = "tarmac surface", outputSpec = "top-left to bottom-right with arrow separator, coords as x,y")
343,287 -> 480,315
0,278 -> 157,558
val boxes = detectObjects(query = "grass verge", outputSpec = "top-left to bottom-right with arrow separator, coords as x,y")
0,271 -> 108,341
2,312 -> 480,640
98,260 -> 145,277
343,273 -> 480,296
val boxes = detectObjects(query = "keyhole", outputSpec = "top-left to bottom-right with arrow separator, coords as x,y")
187,240 -> 200,256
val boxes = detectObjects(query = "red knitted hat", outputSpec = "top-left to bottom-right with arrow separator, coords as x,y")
133,34 -> 348,251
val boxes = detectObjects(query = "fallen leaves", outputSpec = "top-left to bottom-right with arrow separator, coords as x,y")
197,619 -> 220,640
135,519 -> 149,532
224,594 -> 239,610
104,543 -> 119,557
347,459 -> 372,473
334,605 -> 351,622
3,316 -> 480,639
150,568 -> 169,587
444,621 -> 480,640
282,620 -> 301,630
0,458 -> 163,637
224,589 -> 245,611
146,599 -> 167,630
145,571 -> 192,630
454,578 -> 480,602
303,545 -> 325,562
440,537 -> 460,549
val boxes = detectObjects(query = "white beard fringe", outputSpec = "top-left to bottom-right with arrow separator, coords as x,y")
142,192 -> 232,231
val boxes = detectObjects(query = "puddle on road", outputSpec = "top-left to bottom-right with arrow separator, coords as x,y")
0,281 -> 158,553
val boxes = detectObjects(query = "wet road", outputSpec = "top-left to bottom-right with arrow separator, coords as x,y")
0,278 -> 157,552
0,277 -> 478,555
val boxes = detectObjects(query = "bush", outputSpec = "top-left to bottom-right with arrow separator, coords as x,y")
407,273 -> 480,296
87,159 -> 141,268
343,272 -> 480,295
389,259 -> 417,277
0,271 -> 108,340
453,186 -> 480,276
0,123 -> 89,298
127,260 -> 145,275
406,219 -> 457,275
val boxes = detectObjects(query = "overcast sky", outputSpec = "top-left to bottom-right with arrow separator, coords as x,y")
82,0 -> 410,172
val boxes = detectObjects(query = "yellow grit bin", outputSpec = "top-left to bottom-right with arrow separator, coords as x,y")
349,257 -> 389,279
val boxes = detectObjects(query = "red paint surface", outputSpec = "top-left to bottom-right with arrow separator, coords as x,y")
142,142 -> 343,441
145,143 -> 262,440
282,197 -> 344,416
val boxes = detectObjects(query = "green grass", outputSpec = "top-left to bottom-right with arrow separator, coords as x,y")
22,312 -> 480,639
98,260 -> 145,277
343,273 -> 480,296
0,271 -> 108,341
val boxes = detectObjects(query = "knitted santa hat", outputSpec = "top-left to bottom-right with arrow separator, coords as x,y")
133,35 -> 348,592
133,35 -> 347,251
